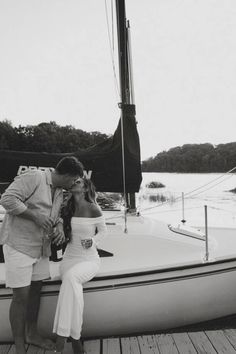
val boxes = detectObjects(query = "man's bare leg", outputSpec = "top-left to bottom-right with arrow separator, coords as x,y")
25,280 -> 55,350
71,338 -> 85,354
10,286 -> 30,354
55,335 -> 67,352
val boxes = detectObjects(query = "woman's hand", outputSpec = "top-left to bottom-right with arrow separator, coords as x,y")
81,239 -> 93,249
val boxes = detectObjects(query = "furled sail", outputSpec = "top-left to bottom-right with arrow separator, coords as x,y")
0,104 -> 142,193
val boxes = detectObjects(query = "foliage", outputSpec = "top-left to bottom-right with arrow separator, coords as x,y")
146,181 -> 165,188
142,143 -> 236,173
97,192 -> 122,209
229,188 -> 236,194
0,120 -> 18,150
0,120 -> 109,152
148,193 -> 167,203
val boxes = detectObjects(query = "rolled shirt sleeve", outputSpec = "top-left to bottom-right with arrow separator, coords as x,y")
0,173 -> 40,215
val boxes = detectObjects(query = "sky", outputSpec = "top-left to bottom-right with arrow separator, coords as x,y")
0,0 -> 236,160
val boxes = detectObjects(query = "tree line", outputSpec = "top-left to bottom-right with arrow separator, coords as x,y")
142,143 -> 236,173
0,120 -> 109,152
1,120 -> 236,173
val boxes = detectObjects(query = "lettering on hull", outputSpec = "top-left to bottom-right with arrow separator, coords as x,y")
17,166 -> 92,179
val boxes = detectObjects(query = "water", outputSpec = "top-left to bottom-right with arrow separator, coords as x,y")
1,172 -> 236,228
138,172 -> 236,228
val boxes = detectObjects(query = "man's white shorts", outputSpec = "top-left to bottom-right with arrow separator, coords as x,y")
3,244 -> 50,288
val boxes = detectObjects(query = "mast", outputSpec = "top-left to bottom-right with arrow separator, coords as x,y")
115,0 -> 136,211
115,0 -> 130,104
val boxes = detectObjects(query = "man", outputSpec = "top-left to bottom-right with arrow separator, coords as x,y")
0,156 -> 84,354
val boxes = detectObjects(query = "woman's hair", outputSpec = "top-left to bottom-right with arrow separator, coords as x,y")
61,194 -> 75,242
83,178 -> 97,204
61,178 -> 97,242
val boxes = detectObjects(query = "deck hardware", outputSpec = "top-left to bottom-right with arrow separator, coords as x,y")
204,205 -> 209,262
181,192 -> 186,224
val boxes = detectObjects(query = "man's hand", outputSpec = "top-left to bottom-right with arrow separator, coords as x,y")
34,214 -> 54,232
50,223 -> 66,246
20,208 -> 54,232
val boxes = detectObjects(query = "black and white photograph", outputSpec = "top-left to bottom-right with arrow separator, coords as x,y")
1,1 -> 236,353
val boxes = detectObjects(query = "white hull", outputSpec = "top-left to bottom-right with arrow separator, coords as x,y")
1,214 -> 236,342
41,259 -> 236,338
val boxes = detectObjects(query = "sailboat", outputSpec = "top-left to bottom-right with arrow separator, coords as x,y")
1,0 -> 236,343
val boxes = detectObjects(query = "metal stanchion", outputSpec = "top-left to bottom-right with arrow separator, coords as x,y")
204,205 -> 209,262
181,192 -> 186,224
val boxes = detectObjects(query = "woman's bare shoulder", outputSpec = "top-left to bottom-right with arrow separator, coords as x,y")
89,203 -> 103,218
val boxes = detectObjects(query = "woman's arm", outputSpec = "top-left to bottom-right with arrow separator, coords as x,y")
93,217 -> 107,246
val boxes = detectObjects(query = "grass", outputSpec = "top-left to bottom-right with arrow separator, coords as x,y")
148,193 -> 167,203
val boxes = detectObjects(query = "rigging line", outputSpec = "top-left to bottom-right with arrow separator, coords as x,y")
183,174 -> 234,199
111,0 -> 114,52
104,0 -> 120,99
140,167 -> 236,213
154,167 -> 235,203
139,198 -> 178,212
208,206 -> 236,215
141,206 -> 202,216
139,189 -> 189,212
177,166 -> 236,199
120,107 -> 128,233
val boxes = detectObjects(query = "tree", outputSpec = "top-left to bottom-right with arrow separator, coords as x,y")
142,142 -> 236,173
0,120 -> 17,149
0,120 -> 109,153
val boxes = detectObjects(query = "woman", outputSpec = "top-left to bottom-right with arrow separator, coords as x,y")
53,177 -> 107,353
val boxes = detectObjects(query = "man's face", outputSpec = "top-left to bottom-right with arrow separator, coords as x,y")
59,174 -> 81,190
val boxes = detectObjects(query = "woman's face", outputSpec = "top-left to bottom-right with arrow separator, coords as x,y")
70,178 -> 86,194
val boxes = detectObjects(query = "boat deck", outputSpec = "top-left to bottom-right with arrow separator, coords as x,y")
2,324 -> 236,354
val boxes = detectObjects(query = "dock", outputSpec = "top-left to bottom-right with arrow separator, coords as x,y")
2,326 -> 236,354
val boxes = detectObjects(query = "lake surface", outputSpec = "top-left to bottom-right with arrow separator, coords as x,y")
138,172 -> 236,228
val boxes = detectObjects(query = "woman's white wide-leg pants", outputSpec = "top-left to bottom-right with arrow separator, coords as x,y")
53,260 -> 99,339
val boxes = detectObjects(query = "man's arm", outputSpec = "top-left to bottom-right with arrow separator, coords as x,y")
19,208 -> 54,231
0,172 -> 54,231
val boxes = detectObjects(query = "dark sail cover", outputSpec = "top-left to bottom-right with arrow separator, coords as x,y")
0,104 -> 142,193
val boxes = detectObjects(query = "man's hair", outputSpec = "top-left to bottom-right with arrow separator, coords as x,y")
55,156 -> 84,177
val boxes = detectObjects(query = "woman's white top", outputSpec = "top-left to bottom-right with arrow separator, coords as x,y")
62,216 -> 107,263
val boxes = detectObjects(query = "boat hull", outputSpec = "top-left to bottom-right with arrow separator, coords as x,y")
1,258 -> 236,342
